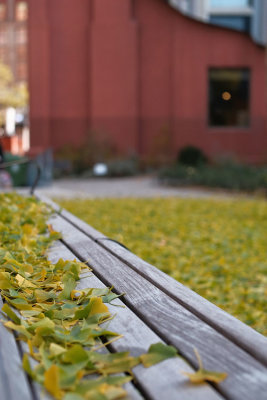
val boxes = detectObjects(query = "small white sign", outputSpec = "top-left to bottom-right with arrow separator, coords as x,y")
6,107 -> 16,136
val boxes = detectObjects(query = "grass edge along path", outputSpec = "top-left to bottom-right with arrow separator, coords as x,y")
56,197 -> 267,337
0,193 -> 227,400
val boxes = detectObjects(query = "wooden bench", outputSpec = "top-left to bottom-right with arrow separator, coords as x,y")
1,194 -> 267,400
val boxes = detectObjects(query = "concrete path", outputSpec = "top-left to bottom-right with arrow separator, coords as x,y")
24,176 -> 246,199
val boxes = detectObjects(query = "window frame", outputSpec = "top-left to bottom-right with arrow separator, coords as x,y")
15,1 -> 28,22
207,67 -> 251,130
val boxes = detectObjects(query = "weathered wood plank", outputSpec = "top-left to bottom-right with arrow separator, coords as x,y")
3,299 -> 53,400
0,298 -> 34,400
94,239 -> 267,366
37,194 -> 106,240
40,196 -> 267,368
47,239 -> 223,400
49,214 -> 267,400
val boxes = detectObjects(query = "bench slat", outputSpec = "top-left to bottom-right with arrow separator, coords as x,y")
48,238 -> 222,400
0,298 -> 34,400
48,241 -> 144,400
49,213 -> 267,400
96,240 -> 267,365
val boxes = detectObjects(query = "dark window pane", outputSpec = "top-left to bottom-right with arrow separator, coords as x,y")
210,15 -> 251,32
209,68 -> 250,127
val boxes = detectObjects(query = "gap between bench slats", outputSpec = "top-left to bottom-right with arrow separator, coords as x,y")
38,196 -> 267,368
48,212 -> 267,400
47,239 -> 222,400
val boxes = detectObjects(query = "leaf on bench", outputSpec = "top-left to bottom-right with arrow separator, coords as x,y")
140,342 -> 178,367
182,348 -> 227,384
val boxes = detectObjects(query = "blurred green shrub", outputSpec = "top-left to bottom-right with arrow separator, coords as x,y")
106,158 -> 139,177
54,129 -> 142,178
54,131 -> 116,176
159,160 -> 267,192
177,145 -> 208,166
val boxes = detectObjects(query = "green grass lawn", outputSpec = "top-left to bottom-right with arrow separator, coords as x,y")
56,197 -> 267,336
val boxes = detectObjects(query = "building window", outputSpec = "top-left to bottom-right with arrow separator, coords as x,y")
209,0 -> 253,33
0,47 -> 8,63
16,61 -> 27,81
16,44 -> 26,58
210,0 -> 252,7
0,4 -> 6,21
208,68 -> 250,127
15,27 -> 27,44
0,27 -> 8,45
16,2 -> 28,22
210,15 -> 251,32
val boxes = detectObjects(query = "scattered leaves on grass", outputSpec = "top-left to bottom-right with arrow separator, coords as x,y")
57,197 -> 267,335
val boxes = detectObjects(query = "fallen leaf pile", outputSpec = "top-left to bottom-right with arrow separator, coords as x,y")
57,197 -> 267,335
0,193 -> 178,399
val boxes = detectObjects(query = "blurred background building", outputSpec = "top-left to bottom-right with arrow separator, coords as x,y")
0,0 -> 267,164
0,0 -> 29,155
0,0 -> 28,82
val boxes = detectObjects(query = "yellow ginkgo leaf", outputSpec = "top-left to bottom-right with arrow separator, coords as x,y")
49,343 -> 66,357
0,272 -> 12,289
183,349 -> 227,384
15,274 -> 37,288
4,321 -> 32,339
89,296 -> 109,316
183,369 -> 228,384
44,365 -> 62,400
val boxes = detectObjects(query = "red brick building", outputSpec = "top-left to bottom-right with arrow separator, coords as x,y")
19,1 -> 267,162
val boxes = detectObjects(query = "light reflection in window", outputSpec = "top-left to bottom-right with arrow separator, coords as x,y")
0,4 -> 6,21
16,2 -> 28,22
210,0 -> 252,7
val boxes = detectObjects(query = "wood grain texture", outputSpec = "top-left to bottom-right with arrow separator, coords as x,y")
37,194 -> 106,240
46,198 -> 267,368
47,240 -> 223,400
4,301 -> 53,400
0,297 -> 34,400
49,214 -> 267,400
94,239 -> 267,367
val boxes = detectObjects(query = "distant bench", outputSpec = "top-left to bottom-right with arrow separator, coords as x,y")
0,194 -> 267,400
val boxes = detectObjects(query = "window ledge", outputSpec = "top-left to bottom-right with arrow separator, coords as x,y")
208,126 -> 251,132
209,7 -> 253,16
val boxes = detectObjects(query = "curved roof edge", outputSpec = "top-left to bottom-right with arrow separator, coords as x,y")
165,0 -> 267,46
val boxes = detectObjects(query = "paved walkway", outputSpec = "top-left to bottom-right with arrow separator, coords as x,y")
26,176 -> 246,199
